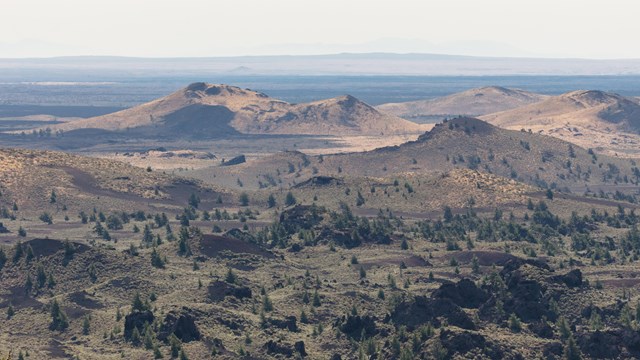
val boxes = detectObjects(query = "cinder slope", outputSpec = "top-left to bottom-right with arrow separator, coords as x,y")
377,86 -> 547,119
0,148 -> 224,213
480,90 -> 640,155
213,118 -> 638,191
482,90 -> 640,132
44,83 -> 427,137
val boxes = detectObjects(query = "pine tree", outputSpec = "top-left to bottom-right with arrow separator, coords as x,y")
130,327 -> 141,346
24,245 -> 34,263
131,292 -> 149,312
564,335 -> 582,360
47,273 -> 56,288
24,274 -> 33,295
36,263 -> 47,288
143,224 -> 154,244
267,194 -> 276,208
169,334 -> 181,357
49,299 -> 69,331
300,308 -> 308,323
82,315 -> 91,335
6,302 -> 14,319
153,344 -> 164,359
472,255 -> 480,274
508,313 -> 522,332
179,350 -> 189,360
88,263 -> 98,283
263,293 -> 274,312
285,192 -> 297,206
151,248 -> 165,268
144,325 -> 155,349
225,268 -> 237,284
239,192 -> 250,206
0,248 -> 6,271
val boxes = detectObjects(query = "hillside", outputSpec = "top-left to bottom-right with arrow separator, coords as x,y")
201,118 -> 640,194
377,86 -> 547,120
39,83 -> 427,138
0,148 -> 226,215
481,90 -> 640,155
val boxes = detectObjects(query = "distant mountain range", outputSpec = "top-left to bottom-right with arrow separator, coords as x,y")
2,53 -> 640,76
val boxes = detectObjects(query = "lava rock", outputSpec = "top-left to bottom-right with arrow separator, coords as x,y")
391,296 -> 476,330
208,280 -> 252,302
543,342 -> 563,358
124,310 -> 154,340
264,340 -> 294,357
432,278 -> 489,308
554,269 -> 582,288
528,321 -> 555,339
221,155 -> 246,166
335,314 -> 378,339
269,316 -> 298,332
439,329 -> 505,359
295,341 -> 307,357
157,308 -> 201,342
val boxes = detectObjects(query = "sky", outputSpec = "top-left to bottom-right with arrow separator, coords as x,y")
1,0 -> 639,59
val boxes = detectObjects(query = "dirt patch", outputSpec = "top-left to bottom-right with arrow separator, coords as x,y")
63,304 -> 89,320
199,234 -> 274,259
57,165 -> 138,201
601,279 -> 640,288
68,291 -> 104,310
46,339 -> 70,359
0,286 -> 42,309
443,251 -> 519,266
361,255 -> 430,270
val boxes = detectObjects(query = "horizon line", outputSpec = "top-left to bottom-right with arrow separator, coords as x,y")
2,52 -> 640,62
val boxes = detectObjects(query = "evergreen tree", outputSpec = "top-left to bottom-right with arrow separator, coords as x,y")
143,224 -> 154,244
472,255 -> 481,274
564,335 -> 582,360
239,192 -> 250,206
262,294 -> 273,312
285,192 -> 297,206
49,299 -> 69,331
225,268 -> 237,284
188,193 -> 200,209
130,327 -> 141,346
151,248 -> 165,268
0,248 -> 7,271
267,194 -> 276,208
6,302 -> 14,319
82,315 -> 91,335
169,334 -> 181,357
131,292 -> 149,312
36,263 -> 47,288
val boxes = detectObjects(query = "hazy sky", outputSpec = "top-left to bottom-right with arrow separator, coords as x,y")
2,0 -> 639,58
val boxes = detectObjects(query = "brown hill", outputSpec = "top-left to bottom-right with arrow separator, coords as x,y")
43,82 -> 426,138
0,148 -> 225,214
480,90 -> 640,155
203,118 -> 639,192
377,86 -> 547,120
482,90 -> 640,130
